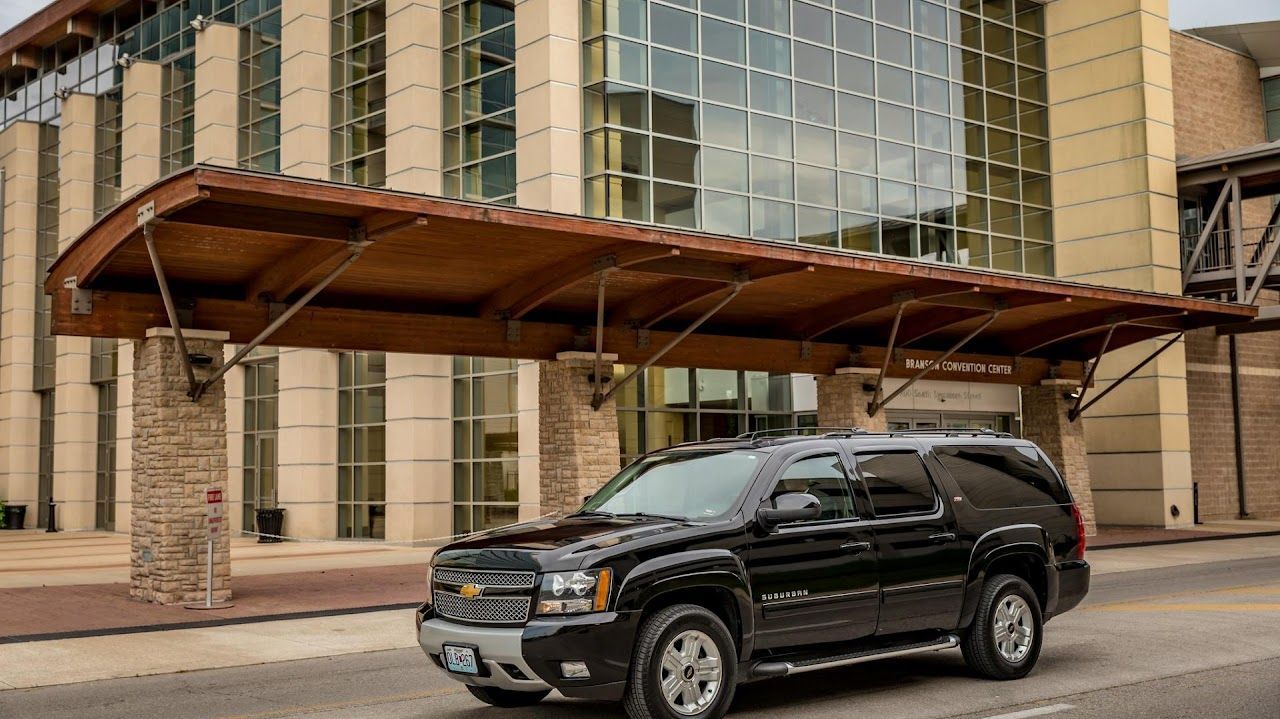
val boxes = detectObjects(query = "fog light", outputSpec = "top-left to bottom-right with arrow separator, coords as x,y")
560,661 -> 590,679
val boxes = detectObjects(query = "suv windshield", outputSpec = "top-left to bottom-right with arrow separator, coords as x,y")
578,450 -> 763,521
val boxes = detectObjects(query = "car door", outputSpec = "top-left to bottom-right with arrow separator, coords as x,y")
747,450 -> 879,650
849,445 -> 967,635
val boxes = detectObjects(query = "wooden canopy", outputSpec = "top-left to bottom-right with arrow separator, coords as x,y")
46,166 -> 1254,386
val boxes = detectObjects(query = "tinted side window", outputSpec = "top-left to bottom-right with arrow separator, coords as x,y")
855,452 -> 938,517
769,454 -> 855,521
935,445 -> 1071,509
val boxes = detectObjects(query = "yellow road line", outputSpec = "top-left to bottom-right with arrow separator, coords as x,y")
1089,602 -> 1280,613
220,686 -> 466,719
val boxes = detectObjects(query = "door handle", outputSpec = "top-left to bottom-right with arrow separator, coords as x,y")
840,540 -> 872,554
929,532 -> 957,543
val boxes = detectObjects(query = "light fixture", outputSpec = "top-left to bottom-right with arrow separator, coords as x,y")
1062,390 -> 1080,401
189,14 -> 211,31
188,353 -> 214,366
115,53 -> 135,69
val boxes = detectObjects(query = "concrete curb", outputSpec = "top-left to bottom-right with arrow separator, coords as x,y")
1092,529 -> 1280,552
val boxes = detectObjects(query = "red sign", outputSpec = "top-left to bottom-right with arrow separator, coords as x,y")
206,488 -> 224,538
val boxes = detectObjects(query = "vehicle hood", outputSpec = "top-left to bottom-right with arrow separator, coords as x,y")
432,515 -> 697,571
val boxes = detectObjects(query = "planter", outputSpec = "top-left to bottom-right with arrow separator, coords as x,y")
3,504 -> 27,530
254,507 -> 286,543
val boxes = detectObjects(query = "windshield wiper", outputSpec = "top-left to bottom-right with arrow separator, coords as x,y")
566,509 -> 616,519
614,512 -> 689,522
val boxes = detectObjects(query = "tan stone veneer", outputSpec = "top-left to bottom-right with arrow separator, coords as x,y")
130,328 -> 230,605
538,352 -> 620,515
1021,380 -> 1097,536
816,368 -> 890,432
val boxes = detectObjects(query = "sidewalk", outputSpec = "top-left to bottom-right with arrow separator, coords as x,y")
0,532 -> 434,642
1093,519 -> 1280,549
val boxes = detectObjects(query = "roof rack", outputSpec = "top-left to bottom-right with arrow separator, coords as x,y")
735,427 -> 865,440
865,428 -> 1016,439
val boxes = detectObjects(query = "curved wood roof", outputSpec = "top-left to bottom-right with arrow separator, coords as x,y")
45,166 -> 1254,384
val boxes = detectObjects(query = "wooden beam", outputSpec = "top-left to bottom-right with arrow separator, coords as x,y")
623,256 -> 744,283
245,240 -> 354,302
610,261 -> 813,328
66,13 -> 96,38
1001,307 -> 1187,357
10,46 -> 39,70
789,282 -> 978,340
164,202 -> 355,243
478,244 -> 680,320
50,287 -> 1084,383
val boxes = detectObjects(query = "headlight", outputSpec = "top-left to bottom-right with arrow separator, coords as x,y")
536,569 -> 612,615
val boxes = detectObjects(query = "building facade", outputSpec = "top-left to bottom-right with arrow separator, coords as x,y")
0,0 -> 1276,540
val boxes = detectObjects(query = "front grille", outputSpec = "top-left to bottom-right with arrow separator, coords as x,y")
434,568 -> 535,588
433,590 -> 532,623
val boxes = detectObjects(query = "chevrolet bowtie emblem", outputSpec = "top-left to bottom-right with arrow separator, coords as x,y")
459,583 -> 484,599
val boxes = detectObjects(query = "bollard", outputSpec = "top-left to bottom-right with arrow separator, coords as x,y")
46,500 -> 58,533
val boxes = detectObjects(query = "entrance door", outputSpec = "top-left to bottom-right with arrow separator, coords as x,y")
748,451 -> 879,649
849,447 -> 968,635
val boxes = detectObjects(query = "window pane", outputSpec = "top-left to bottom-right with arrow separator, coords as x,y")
794,43 -> 834,85
651,4 -> 697,52
751,197 -> 796,241
653,182 -> 699,228
749,71 -> 791,115
796,123 -> 836,165
837,92 -> 875,134
751,155 -> 794,199
703,147 -> 750,191
704,103 -> 748,148
935,445 -> 1071,509
837,52 -> 874,94
703,60 -> 747,106
836,14 -> 873,55
794,3 -> 833,45
653,49 -> 697,95
750,113 -> 792,157
856,451 -> 938,516
703,17 -> 745,63
770,455 -> 854,521
798,205 -> 840,247
838,132 -> 876,172
704,190 -> 750,236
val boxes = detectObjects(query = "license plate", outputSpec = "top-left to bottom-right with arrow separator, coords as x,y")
443,645 -> 480,675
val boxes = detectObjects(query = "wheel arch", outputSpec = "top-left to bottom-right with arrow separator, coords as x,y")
959,525 -> 1051,629
615,549 -> 754,660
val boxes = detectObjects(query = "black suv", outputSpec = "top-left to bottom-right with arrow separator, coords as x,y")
416,429 -> 1090,719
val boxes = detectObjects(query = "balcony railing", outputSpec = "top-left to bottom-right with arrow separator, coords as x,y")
1181,223 -> 1280,298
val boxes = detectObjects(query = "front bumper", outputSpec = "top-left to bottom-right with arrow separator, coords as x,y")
416,603 -> 638,700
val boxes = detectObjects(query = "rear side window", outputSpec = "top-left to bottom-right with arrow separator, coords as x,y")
935,445 -> 1071,509
855,452 -> 938,517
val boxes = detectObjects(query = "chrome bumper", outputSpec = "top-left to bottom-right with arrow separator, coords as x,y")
418,618 -> 551,692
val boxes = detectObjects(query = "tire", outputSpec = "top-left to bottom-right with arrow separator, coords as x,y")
465,685 -> 551,707
962,573 -> 1044,680
623,604 -> 738,719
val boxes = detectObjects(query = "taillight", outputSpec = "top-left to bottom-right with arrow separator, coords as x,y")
1071,503 -> 1087,559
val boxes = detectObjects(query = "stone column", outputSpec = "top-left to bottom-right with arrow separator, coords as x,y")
0,121 -> 42,527
130,328 -> 230,605
1021,380 -> 1097,536
275,348 -> 338,537
52,93 -> 99,530
193,22 -> 241,168
514,0 -> 582,212
384,0 -> 442,193
538,352 -> 620,515
1046,1 -> 1191,527
279,0 -> 331,180
816,368 -> 888,432
384,353 -> 452,542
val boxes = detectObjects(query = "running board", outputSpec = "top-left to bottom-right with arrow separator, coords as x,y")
751,635 -> 960,678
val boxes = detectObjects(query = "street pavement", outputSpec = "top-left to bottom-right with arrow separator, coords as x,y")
2,545 -> 1280,719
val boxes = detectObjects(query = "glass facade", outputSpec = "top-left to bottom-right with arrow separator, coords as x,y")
34,124 -> 60,393
160,51 -> 196,175
94,91 -> 124,218
442,0 -> 518,202
331,0 -> 388,187
242,352 -> 279,530
451,357 -> 520,533
337,351 -> 387,538
238,0 -> 283,171
91,340 -> 120,531
615,366 -> 794,464
582,0 -> 1052,274
37,391 -> 55,528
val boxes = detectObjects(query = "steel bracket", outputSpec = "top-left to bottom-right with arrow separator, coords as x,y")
636,328 -> 651,349
506,320 -> 522,343
64,277 -> 93,315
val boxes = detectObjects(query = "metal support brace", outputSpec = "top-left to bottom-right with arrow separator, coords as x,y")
1067,333 -> 1183,422
591,271 -> 609,407
869,303 -> 908,414
195,241 -> 369,400
592,283 -> 745,410
1182,180 -> 1232,290
142,214 -> 371,401
867,312 -> 1000,416
1068,323 -> 1117,421
142,223 -> 200,398
1244,200 -> 1280,305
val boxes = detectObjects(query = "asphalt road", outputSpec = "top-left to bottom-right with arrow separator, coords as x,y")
4,556 -> 1280,719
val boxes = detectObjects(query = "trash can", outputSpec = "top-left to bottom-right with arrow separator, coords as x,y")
3,504 -> 27,530
254,507 -> 285,543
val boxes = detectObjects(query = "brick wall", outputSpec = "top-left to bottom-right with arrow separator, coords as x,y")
1021,382 -> 1096,535
815,370 -> 888,432
1172,31 -> 1280,521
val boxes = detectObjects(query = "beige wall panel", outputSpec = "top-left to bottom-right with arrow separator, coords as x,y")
120,61 -> 163,197
515,0 -> 581,213
114,341 -> 134,532
0,121 -> 43,525
384,0 -> 442,194
279,0 -> 331,180
194,22 -> 241,167
1082,413 -> 1190,454
517,360 -> 541,519
276,348 -> 338,537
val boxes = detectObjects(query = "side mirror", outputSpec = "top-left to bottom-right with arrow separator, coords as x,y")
756,492 -> 822,531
